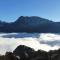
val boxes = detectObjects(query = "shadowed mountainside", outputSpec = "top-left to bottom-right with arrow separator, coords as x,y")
0,16 -> 60,33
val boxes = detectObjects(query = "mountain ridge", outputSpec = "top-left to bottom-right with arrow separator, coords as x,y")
0,16 -> 60,33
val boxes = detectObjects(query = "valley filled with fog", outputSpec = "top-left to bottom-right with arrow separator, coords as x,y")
0,33 -> 60,55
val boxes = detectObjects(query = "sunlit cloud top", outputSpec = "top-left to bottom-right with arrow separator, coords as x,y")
0,33 -> 60,55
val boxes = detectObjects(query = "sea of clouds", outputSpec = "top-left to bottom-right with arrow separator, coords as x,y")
0,33 -> 60,55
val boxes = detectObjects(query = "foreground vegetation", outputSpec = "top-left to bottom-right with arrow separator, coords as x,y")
0,45 -> 60,60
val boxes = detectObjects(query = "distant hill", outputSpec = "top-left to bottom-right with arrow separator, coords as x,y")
0,16 -> 60,33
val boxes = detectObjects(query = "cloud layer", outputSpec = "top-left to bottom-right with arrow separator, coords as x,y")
0,33 -> 60,55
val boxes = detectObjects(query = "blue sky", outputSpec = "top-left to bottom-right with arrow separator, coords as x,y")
0,0 -> 60,22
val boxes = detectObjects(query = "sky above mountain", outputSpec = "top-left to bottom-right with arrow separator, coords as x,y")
0,0 -> 60,22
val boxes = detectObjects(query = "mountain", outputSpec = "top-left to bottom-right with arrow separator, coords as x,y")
1,45 -> 60,60
13,45 -> 48,60
13,45 -> 60,60
0,16 -> 60,33
13,45 -> 35,60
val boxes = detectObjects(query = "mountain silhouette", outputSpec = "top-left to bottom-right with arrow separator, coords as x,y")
0,16 -> 60,33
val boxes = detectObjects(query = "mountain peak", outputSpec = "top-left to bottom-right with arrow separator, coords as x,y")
14,16 -> 53,25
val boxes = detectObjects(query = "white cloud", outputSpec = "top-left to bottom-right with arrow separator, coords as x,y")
0,33 -> 60,55
39,33 -> 60,41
